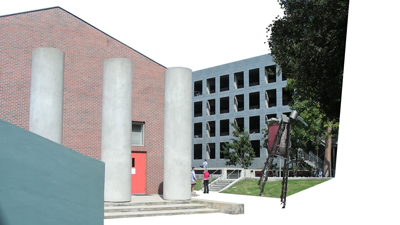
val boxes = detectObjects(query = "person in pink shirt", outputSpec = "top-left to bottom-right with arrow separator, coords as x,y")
203,169 -> 210,194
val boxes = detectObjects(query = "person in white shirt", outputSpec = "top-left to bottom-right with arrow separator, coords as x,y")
202,159 -> 208,168
191,167 -> 197,193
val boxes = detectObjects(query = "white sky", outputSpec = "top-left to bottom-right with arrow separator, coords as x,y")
0,0 -> 283,71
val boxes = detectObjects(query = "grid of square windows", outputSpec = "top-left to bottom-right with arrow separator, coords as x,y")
192,62 -> 290,163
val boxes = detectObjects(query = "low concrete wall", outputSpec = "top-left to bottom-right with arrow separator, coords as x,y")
0,119 -> 105,225
191,198 -> 244,214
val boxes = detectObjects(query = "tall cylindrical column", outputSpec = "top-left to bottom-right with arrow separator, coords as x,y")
29,47 -> 65,144
163,67 -> 192,200
101,58 -> 133,202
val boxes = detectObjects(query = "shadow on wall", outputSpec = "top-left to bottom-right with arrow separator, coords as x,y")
158,182 -> 164,195
0,119 -> 105,225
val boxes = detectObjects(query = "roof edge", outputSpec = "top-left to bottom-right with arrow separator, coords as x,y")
0,6 -> 167,69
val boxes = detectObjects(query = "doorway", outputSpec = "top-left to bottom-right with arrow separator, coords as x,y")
131,152 -> 146,194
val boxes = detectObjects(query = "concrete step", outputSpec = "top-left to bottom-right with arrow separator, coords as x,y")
104,208 -> 220,219
104,202 -> 220,219
104,200 -> 185,207
104,203 -> 206,213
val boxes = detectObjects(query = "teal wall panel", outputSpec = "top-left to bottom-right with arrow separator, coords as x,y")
0,119 -> 105,225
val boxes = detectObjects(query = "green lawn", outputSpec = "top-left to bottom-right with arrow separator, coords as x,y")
221,178 -> 329,198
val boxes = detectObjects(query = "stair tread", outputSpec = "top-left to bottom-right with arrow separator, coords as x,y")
104,208 -> 220,218
105,203 -> 206,211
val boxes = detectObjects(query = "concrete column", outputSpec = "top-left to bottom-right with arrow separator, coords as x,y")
29,47 -> 65,144
101,58 -> 133,202
163,67 -> 192,200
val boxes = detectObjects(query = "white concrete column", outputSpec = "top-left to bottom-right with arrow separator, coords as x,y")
163,67 -> 192,200
101,58 -> 133,202
29,47 -> 65,144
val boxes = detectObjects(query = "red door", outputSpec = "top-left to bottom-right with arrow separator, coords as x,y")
131,152 -> 146,194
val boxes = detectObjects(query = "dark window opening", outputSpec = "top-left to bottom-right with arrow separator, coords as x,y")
220,97 -> 229,114
194,144 -> 202,160
207,78 -> 216,94
266,114 -> 278,123
220,142 -> 228,159
220,119 -> 230,136
207,143 -> 216,159
234,117 -> 244,132
207,99 -> 215,115
234,94 -> 244,112
194,80 -> 202,96
249,68 -> 260,86
266,90 -> 277,107
249,116 -> 260,134
194,101 -> 202,117
282,88 -> 293,106
265,65 -> 276,83
132,158 -> 135,167
251,140 -> 261,158
194,122 -> 202,138
207,121 -> 215,137
234,71 -> 244,89
249,92 -> 260,110
220,75 -> 229,92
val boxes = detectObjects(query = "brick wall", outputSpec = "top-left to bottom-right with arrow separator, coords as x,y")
0,7 -> 165,194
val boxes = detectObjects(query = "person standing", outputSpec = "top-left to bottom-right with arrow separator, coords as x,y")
202,159 -> 208,168
191,167 -> 197,193
203,169 -> 209,194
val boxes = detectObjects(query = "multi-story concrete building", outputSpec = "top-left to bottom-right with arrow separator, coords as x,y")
191,54 -> 292,169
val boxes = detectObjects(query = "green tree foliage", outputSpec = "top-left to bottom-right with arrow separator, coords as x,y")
221,123 -> 255,169
267,0 -> 349,122
266,0 -> 349,176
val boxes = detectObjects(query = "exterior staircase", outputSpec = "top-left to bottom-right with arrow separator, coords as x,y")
302,151 -> 323,171
104,200 -> 219,219
209,179 -> 235,192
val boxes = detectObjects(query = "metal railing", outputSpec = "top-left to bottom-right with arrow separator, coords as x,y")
303,151 -> 323,171
203,169 -> 241,192
227,169 -> 238,179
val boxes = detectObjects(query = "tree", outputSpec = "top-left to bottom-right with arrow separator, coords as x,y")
267,0 -> 349,176
221,123 -> 255,169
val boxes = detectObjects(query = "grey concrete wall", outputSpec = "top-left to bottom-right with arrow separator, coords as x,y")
192,54 -> 291,169
0,119 -> 105,225
163,67 -> 193,200
29,47 -> 65,144
101,58 -> 133,202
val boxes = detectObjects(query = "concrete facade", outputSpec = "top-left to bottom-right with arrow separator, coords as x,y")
192,54 -> 291,169
101,58 -> 133,202
29,47 -> 65,144
163,67 -> 193,200
0,7 -> 165,194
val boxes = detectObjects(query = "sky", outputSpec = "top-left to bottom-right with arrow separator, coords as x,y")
0,0 -> 284,71
2,0 -> 400,223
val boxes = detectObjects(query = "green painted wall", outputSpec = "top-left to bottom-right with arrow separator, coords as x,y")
0,119 -> 105,225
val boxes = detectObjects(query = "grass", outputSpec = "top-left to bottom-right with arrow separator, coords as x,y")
221,178 -> 329,198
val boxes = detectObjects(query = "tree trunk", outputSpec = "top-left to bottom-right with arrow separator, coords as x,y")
323,125 -> 332,177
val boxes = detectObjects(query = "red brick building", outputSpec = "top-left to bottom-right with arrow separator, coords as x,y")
0,7 -> 166,194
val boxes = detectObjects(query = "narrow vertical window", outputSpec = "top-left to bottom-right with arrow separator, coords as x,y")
131,122 -> 144,146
